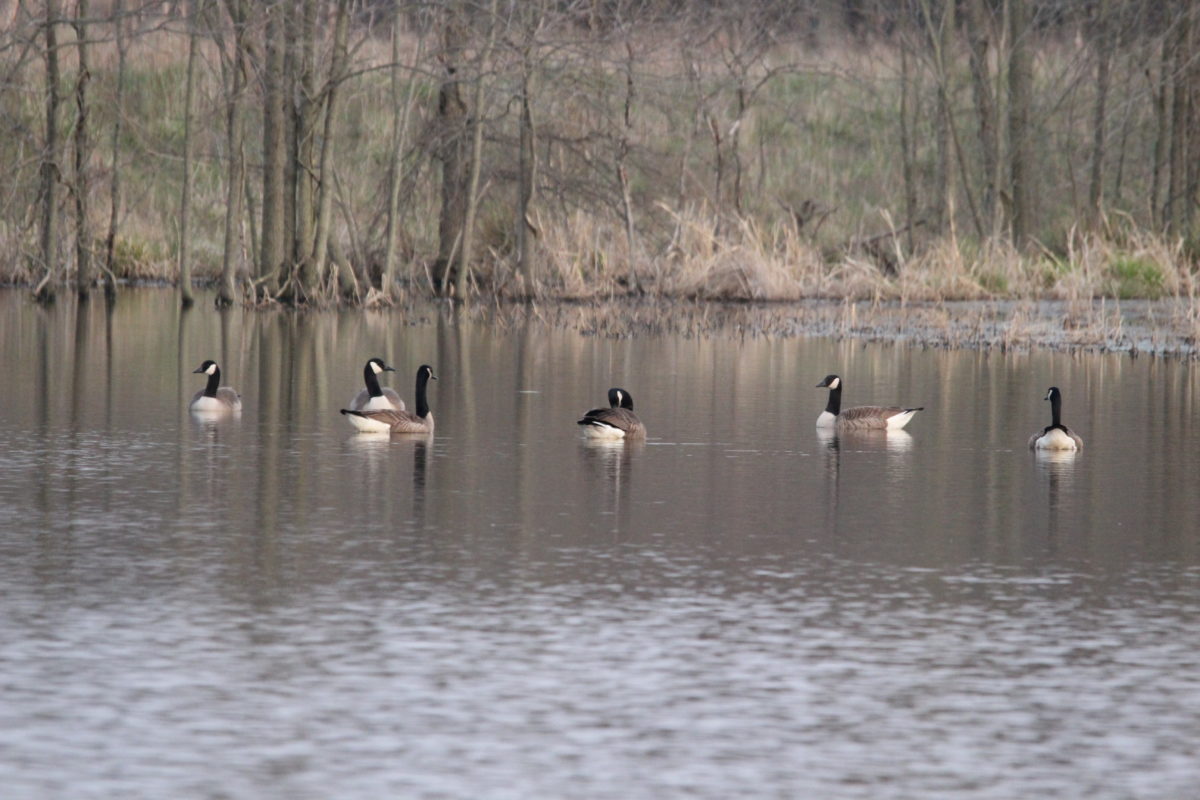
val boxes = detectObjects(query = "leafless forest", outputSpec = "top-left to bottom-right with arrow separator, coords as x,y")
1,0 -> 1198,306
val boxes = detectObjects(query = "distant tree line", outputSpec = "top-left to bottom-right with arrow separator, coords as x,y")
1,0 -> 1197,306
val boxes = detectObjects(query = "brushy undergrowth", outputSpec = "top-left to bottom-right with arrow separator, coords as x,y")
2,15 -> 1196,304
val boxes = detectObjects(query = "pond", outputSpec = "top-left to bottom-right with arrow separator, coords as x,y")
1,289 -> 1197,798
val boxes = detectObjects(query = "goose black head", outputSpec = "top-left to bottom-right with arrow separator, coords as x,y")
193,360 -> 219,375
606,387 -> 634,409
367,357 -> 395,374
816,374 -> 841,389
1045,386 -> 1061,402
418,364 -> 437,381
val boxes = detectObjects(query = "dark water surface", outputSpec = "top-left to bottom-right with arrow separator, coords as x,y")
1,289 -> 1198,799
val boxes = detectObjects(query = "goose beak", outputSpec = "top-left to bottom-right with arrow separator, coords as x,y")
192,366 -> 204,373
430,374 -> 438,380
384,366 -> 396,372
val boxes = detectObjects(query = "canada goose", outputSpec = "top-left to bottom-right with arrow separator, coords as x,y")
189,360 -> 242,413
577,387 -> 646,440
340,364 -> 436,434
1028,386 -> 1084,451
815,374 -> 922,431
344,357 -> 406,432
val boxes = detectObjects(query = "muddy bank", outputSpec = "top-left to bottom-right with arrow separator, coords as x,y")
464,297 -> 1200,358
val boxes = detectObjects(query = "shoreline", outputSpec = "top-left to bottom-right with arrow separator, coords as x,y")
5,287 -> 1197,358
474,297 -> 1199,359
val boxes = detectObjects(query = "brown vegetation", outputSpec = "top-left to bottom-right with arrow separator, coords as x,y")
1,1 -> 1198,307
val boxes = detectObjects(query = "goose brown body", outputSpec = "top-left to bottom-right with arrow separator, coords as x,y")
577,388 -> 646,440
815,375 -> 922,431
1029,386 -> 1083,450
341,365 -> 435,434
189,360 -> 242,413
345,358 -> 405,431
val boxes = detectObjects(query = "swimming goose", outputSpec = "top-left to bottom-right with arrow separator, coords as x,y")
344,357 -> 406,432
341,364 -> 436,434
1028,386 -> 1083,450
189,360 -> 242,413
815,374 -> 922,431
577,387 -> 646,440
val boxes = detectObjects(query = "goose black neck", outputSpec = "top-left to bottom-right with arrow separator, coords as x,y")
824,384 -> 842,416
363,364 -> 384,397
204,367 -> 221,398
414,370 -> 431,419
1049,392 -> 1063,429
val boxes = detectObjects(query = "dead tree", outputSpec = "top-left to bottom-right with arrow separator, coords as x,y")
35,0 -> 62,302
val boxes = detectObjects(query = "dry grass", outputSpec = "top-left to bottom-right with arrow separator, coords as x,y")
2,11 -> 1195,307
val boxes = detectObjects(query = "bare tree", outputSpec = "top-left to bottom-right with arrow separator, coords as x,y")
310,0 -> 350,286
1164,2 -> 1194,235
433,2 -> 469,293
72,0 -> 92,295
103,0 -> 128,294
35,0 -> 62,302
382,1 -> 425,298
1087,0 -> 1112,226
455,0 -> 499,300
920,0 -> 955,236
217,0 -> 248,306
290,0 -> 319,300
259,0 -> 285,296
511,1 -> 542,295
1007,0 -> 1035,248
178,0 -> 202,308
963,0 -> 1000,235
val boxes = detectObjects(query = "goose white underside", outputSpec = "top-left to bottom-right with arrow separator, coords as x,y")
580,422 -> 627,440
816,408 -> 919,430
346,411 -> 395,433
1032,428 -> 1081,450
189,395 -> 241,414
885,409 -> 920,430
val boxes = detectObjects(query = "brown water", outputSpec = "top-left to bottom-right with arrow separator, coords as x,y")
1,289 -> 1198,799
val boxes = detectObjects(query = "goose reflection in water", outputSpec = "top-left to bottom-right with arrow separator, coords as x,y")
1035,447 -> 1077,515
580,437 -> 642,482
816,427 -> 914,453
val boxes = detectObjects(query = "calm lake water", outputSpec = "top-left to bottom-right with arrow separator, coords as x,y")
1,289 -> 1198,799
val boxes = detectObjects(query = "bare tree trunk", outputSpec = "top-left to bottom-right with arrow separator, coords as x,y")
72,0 -> 92,295
1164,4 -> 1192,235
1150,33 -> 1170,230
922,0 -> 956,235
310,0 -> 349,289
1087,0 -> 1111,227
103,0 -> 126,295
1187,6 -> 1200,239
259,0 -> 285,296
898,40 -> 917,254
1007,0 -> 1034,248
217,0 -> 247,306
434,4 -> 468,293
291,0 -> 318,300
963,0 -> 998,233
731,70 -> 746,217
515,59 -> 536,293
617,36 -> 639,293
456,0 -> 498,300
383,2 -> 423,297
282,6 -> 297,281
178,0 -> 201,308
35,0 -> 62,302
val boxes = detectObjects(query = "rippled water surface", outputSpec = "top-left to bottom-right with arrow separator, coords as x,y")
2,290 -> 1198,799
